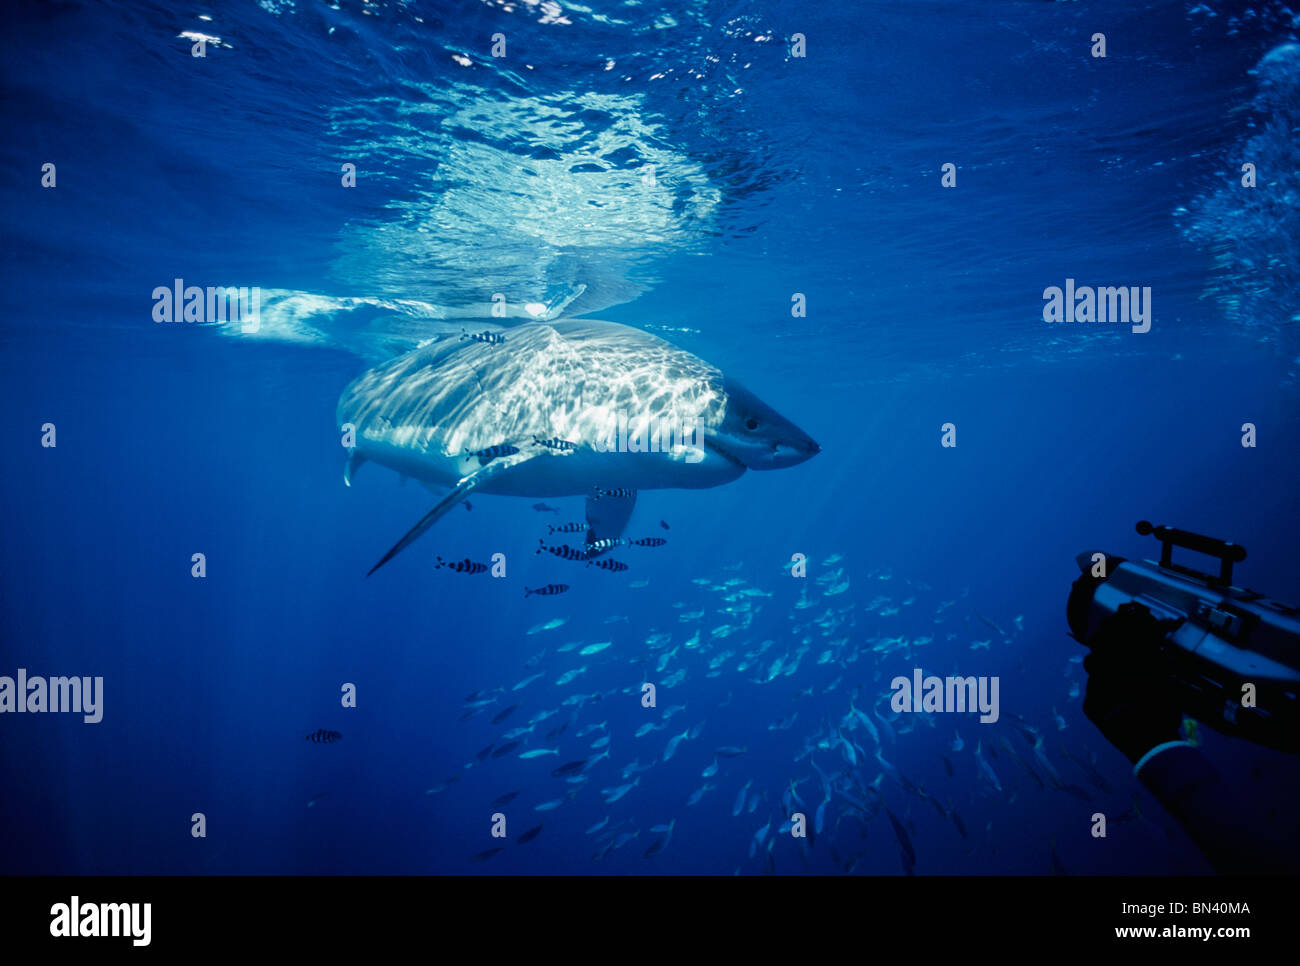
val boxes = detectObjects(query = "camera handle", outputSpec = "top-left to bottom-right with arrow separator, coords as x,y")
1136,520 -> 1247,587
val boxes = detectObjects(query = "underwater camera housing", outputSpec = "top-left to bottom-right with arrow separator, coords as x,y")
1068,521 -> 1300,752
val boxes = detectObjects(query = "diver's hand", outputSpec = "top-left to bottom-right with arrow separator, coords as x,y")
1081,603 -> 1183,764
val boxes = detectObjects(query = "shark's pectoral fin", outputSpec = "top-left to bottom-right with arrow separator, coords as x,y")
366,452 -> 533,577
344,450 -> 367,487
585,489 -> 637,546
366,483 -> 472,577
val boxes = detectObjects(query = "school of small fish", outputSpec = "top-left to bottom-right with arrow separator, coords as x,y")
400,552 -> 1134,873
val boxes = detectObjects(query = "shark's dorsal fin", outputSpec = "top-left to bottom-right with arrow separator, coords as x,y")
366,452 -> 533,576
585,489 -> 637,546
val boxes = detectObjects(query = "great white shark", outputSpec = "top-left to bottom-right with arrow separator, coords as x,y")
336,318 -> 819,574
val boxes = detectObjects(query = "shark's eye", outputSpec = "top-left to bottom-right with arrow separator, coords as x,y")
745,417 -> 759,431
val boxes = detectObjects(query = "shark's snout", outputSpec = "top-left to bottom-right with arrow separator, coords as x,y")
756,427 -> 820,470
771,433 -> 821,468
710,378 -> 821,471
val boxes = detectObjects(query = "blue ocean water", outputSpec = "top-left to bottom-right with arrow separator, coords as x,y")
1,0 -> 1297,875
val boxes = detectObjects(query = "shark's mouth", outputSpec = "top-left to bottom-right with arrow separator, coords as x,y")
702,430 -> 821,471
704,435 -> 747,469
